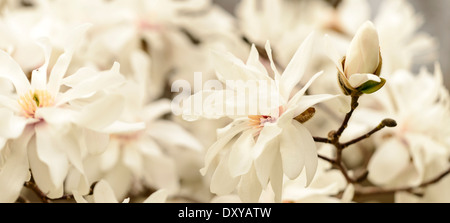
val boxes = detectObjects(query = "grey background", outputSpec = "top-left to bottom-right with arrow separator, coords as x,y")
213,0 -> 450,89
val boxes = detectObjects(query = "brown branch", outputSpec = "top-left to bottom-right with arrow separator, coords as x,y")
24,181 -> 50,203
335,95 -> 359,138
341,118 -> 397,149
313,137 -> 332,144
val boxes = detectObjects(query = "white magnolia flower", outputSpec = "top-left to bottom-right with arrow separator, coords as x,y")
182,33 -> 338,202
66,50 -> 204,201
351,64 -> 450,201
0,24 -> 142,202
73,180 -> 168,203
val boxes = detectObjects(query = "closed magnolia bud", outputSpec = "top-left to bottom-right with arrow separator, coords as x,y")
344,21 -> 380,77
336,21 -> 385,95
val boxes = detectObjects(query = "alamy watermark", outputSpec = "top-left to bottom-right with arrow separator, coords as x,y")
171,72 -> 283,118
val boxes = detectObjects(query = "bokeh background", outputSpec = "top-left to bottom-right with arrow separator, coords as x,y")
213,0 -> 450,89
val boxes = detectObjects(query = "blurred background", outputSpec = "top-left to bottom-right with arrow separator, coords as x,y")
213,0 -> 450,89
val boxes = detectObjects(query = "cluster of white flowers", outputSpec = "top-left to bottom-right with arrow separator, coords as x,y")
0,0 -> 448,203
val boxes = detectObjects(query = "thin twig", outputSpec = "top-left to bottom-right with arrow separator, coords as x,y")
335,95 -> 359,138
341,118 -> 397,149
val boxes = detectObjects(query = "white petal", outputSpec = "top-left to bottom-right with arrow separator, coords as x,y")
0,108 -> 27,139
253,123 -> 282,159
246,44 -> 270,79
144,189 -> 168,203
264,41 -> 281,81
287,70 -> 325,108
0,50 -> 30,95
29,124 -> 69,199
344,21 -> 380,76
280,32 -> 316,99
76,94 -> 125,131
254,137 -> 279,188
47,24 -> 91,96
292,121 -> 318,186
83,129 -> 110,155
270,152 -> 283,203
200,121 -> 250,175
290,94 -> 341,120
0,129 -> 33,202
93,180 -> 119,203
210,152 -> 240,195
212,49 -> 266,82
57,64 -> 125,106
31,38 -> 51,90
348,73 -> 381,88
237,166 -> 262,203
367,138 -> 410,186
279,122 -> 306,180
228,129 -> 256,177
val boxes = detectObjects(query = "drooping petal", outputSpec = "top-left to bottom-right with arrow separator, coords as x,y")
279,121 -> 306,180
254,136 -> 279,188
0,128 -> 33,202
280,32 -> 316,99
29,123 -> 70,199
0,50 -> 30,95
237,165 -> 262,203
228,129 -> 256,177
292,121 -> 318,186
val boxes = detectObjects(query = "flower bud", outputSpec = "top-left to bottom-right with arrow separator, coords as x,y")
337,21 -> 385,95
344,21 -> 380,77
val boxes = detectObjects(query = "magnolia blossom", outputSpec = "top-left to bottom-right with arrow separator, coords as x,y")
349,64 -> 450,202
68,50 -> 205,201
0,24 -> 143,202
182,33 -> 338,202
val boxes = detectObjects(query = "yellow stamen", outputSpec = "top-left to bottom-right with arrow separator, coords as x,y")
18,89 -> 54,118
